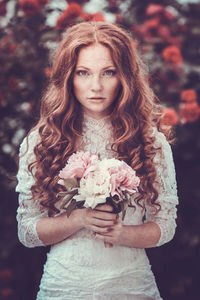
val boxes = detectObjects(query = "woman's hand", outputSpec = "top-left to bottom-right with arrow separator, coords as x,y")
80,204 -> 118,236
94,214 -> 124,246
78,204 -> 124,247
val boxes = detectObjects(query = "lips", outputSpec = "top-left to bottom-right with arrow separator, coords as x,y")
88,97 -> 105,100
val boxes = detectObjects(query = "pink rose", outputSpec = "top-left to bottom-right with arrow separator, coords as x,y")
58,151 -> 99,181
109,162 -> 140,197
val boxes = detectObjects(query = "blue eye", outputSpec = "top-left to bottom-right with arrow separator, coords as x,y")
76,70 -> 89,76
103,70 -> 116,76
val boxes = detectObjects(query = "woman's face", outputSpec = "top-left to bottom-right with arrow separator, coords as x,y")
73,43 -> 121,119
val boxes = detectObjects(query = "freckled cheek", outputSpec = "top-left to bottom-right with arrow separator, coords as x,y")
105,81 -> 120,98
73,79 -> 87,96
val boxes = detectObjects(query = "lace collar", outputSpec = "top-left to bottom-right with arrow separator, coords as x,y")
83,113 -> 111,131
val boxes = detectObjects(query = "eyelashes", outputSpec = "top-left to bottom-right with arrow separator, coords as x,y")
76,70 -> 88,76
103,70 -> 117,76
75,69 -> 117,77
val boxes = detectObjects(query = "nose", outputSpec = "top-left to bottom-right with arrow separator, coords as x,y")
90,75 -> 102,92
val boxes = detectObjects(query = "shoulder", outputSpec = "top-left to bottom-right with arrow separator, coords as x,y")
151,127 -> 171,150
19,129 -> 40,157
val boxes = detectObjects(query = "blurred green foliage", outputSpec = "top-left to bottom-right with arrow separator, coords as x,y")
0,0 -> 200,299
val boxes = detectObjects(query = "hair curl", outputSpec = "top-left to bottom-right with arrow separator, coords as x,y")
27,22 -> 172,214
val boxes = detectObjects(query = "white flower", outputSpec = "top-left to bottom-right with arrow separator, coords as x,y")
99,158 -> 122,171
74,166 -> 111,209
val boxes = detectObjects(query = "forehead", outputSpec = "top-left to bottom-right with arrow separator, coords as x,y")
76,44 -> 114,68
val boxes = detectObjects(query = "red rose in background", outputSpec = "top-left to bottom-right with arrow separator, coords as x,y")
162,45 -> 183,65
56,3 -> 82,30
146,4 -> 176,20
181,89 -> 197,103
162,108 -> 179,126
179,102 -> 200,123
81,12 -> 92,21
19,0 -> 41,16
146,4 -> 164,16
80,12 -> 105,22
92,12 -> 105,22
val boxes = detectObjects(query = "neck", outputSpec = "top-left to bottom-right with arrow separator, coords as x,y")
83,111 -> 111,120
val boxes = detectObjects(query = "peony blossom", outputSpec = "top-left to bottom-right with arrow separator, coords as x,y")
162,45 -> 183,65
57,152 -> 140,217
161,108 -> 179,126
108,161 -> 140,197
58,151 -> 99,185
74,168 -> 110,208
180,89 -> 197,103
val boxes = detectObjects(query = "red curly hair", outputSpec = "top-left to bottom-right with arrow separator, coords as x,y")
28,22 -> 171,214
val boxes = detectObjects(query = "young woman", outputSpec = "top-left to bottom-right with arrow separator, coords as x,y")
16,22 -> 178,299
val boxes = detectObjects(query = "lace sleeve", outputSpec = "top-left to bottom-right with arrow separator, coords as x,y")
16,131 -> 47,248
145,131 -> 179,247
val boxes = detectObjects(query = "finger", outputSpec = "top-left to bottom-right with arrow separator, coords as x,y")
95,204 -> 113,212
104,242 -> 113,248
93,211 -> 117,221
91,225 -> 113,234
92,218 -> 115,227
95,233 -> 113,242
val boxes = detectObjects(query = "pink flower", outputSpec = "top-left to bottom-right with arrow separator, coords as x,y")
109,161 -> 140,197
58,151 -> 99,185
74,167 -> 110,208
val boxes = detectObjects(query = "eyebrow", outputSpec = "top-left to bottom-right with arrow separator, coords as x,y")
75,65 -> 116,70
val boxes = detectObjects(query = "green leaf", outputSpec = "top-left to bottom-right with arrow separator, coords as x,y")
64,178 -> 79,190
66,199 -> 78,218
122,208 -> 127,221
60,194 -> 75,210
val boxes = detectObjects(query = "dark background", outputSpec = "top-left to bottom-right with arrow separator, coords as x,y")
0,0 -> 200,299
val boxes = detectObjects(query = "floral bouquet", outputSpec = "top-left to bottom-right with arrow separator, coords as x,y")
56,151 -> 140,222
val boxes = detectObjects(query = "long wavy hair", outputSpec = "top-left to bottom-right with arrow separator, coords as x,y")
27,21 -> 171,214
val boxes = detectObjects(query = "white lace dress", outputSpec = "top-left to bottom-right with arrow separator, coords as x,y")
16,114 -> 178,300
